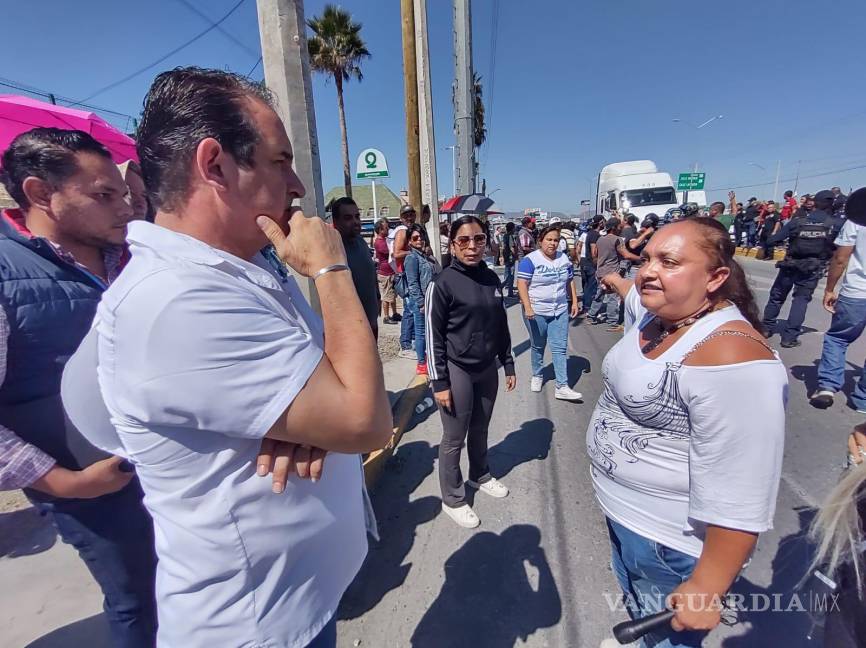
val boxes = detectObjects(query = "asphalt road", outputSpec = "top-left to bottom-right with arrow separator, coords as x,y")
337,255 -> 866,648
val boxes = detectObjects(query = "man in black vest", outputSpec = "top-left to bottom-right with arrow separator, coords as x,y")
0,128 -> 156,647
762,190 -> 843,348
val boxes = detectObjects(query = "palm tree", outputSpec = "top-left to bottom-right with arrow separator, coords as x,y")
473,72 -> 487,149
308,5 -> 370,198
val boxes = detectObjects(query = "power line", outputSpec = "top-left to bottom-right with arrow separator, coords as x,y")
0,76 -> 135,130
69,0 -> 248,106
246,56 -> 263,79
171,0 -> 260,58
0,78 -> 133,119
708,163 -> 866,192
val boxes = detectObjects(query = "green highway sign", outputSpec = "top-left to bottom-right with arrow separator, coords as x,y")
677,172 -> 706,191
356,148 -> 390,180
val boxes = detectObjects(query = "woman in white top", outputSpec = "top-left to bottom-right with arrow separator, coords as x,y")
516,225 -> 582,401
591,217 -> 787,648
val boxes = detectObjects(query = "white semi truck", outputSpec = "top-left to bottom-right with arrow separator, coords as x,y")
596,160 -> 679,220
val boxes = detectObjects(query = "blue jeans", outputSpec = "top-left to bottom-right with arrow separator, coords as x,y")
307,615 -> 337,647
607,518 -> 707,648
400,296 -> 416,350
588,284 -> 621,323
503,262 -> 515,297
32,481 -> 157,648
817,294 -> 866,409
412,299 -> 426,363
526,310 -> 569,387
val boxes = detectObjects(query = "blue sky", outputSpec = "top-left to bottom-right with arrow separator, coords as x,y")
3,0 -> 866,213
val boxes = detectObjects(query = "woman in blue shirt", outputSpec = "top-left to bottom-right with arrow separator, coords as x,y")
405,224 -> 439,375
517,225 -> 582,401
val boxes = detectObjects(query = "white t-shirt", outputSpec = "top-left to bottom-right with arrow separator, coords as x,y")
586,287 -> 787,557
516,249 -> 574,317
62,222 -> 367,648
835,220 -> 866,299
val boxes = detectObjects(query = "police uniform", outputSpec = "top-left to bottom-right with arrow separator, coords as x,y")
762,191 -> 843,347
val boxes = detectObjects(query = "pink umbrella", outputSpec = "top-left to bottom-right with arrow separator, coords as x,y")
0,94 -> 137,163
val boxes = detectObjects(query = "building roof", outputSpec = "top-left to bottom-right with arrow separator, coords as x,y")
325,184 -> 404,220
0,185 -> 15,209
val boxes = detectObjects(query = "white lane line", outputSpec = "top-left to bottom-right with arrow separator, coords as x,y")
781,472 -> 819,509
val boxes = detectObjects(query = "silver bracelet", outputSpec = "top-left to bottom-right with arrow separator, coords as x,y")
312,264 -> 349,280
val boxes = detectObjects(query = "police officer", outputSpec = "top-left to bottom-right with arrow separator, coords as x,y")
762,189 -> 843,347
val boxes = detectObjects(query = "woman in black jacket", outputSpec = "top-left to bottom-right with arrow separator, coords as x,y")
425,215 -> 517,528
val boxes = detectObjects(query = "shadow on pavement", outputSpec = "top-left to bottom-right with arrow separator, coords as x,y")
24,613 -> 111,648
512,338 -> 530,358
488,418 -> 554,481
0,506 -> 57,558
721,508 -> 822,647
540,356 -> 592,388
790,359 -> 864,405
410,524 -> 562,647
339,440 -> 440,621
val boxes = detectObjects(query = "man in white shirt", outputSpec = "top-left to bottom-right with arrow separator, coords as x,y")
812,188 -> 866,411
809,189 -> 866,413
61,67 -> 391,648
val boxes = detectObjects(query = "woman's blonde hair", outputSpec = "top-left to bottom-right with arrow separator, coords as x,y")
809,464 -> 866,594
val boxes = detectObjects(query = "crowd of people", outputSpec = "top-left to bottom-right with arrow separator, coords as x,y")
1,64 -> 866,648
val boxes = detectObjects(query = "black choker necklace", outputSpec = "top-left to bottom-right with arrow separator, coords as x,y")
641,305 -> 715,354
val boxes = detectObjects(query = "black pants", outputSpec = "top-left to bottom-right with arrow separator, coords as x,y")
437,361 -> 498,508
580,259 -> 598,310
762,265 -> 821,343
734,222 -> 744,247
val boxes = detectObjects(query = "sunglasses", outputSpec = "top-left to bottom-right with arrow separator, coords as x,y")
410,234 -> 423,241
454,233 -> 487,248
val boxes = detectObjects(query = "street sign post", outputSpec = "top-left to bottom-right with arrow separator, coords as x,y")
677,172 -> 705,205
356,148 -> 390,218
677,172 -> 706,191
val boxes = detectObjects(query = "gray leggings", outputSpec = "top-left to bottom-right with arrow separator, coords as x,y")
437,361 -> 498,507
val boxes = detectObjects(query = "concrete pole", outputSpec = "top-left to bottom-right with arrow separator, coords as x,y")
400,0 -> 423,217
256,0 -> 324,307
415,0 -> 441,263
453,0 -> 475,196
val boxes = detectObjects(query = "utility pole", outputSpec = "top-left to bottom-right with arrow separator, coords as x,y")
446,145 -> 457,197
256,0 -> 323,307
453,0 -> 475,196
400,0 -> 423,217
415,0 -> 441,262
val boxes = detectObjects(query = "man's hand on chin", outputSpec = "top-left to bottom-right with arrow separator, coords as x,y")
256,438 -> 327,493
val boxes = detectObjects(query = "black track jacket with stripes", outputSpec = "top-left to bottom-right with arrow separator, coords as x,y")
424,259 -> 516,393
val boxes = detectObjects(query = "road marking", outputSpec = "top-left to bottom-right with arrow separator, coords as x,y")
781,472 -> 819,508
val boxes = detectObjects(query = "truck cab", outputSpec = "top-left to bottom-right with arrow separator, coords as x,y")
597,160 -> 679,220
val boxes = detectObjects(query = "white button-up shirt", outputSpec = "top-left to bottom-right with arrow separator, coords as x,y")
62,221 -> 367,648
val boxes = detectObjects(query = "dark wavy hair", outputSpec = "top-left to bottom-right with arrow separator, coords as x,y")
684,217 -> 763,332
137,67 -> 273,212
448,215 -> 485,241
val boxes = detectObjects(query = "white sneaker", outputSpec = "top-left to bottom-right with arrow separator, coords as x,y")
441,503 -> 480,528
809,389 -> 834,409
398,348 -> 417,360
530,376 -> 543,392
468,477 -> 509,498
555,385 -> 583,401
